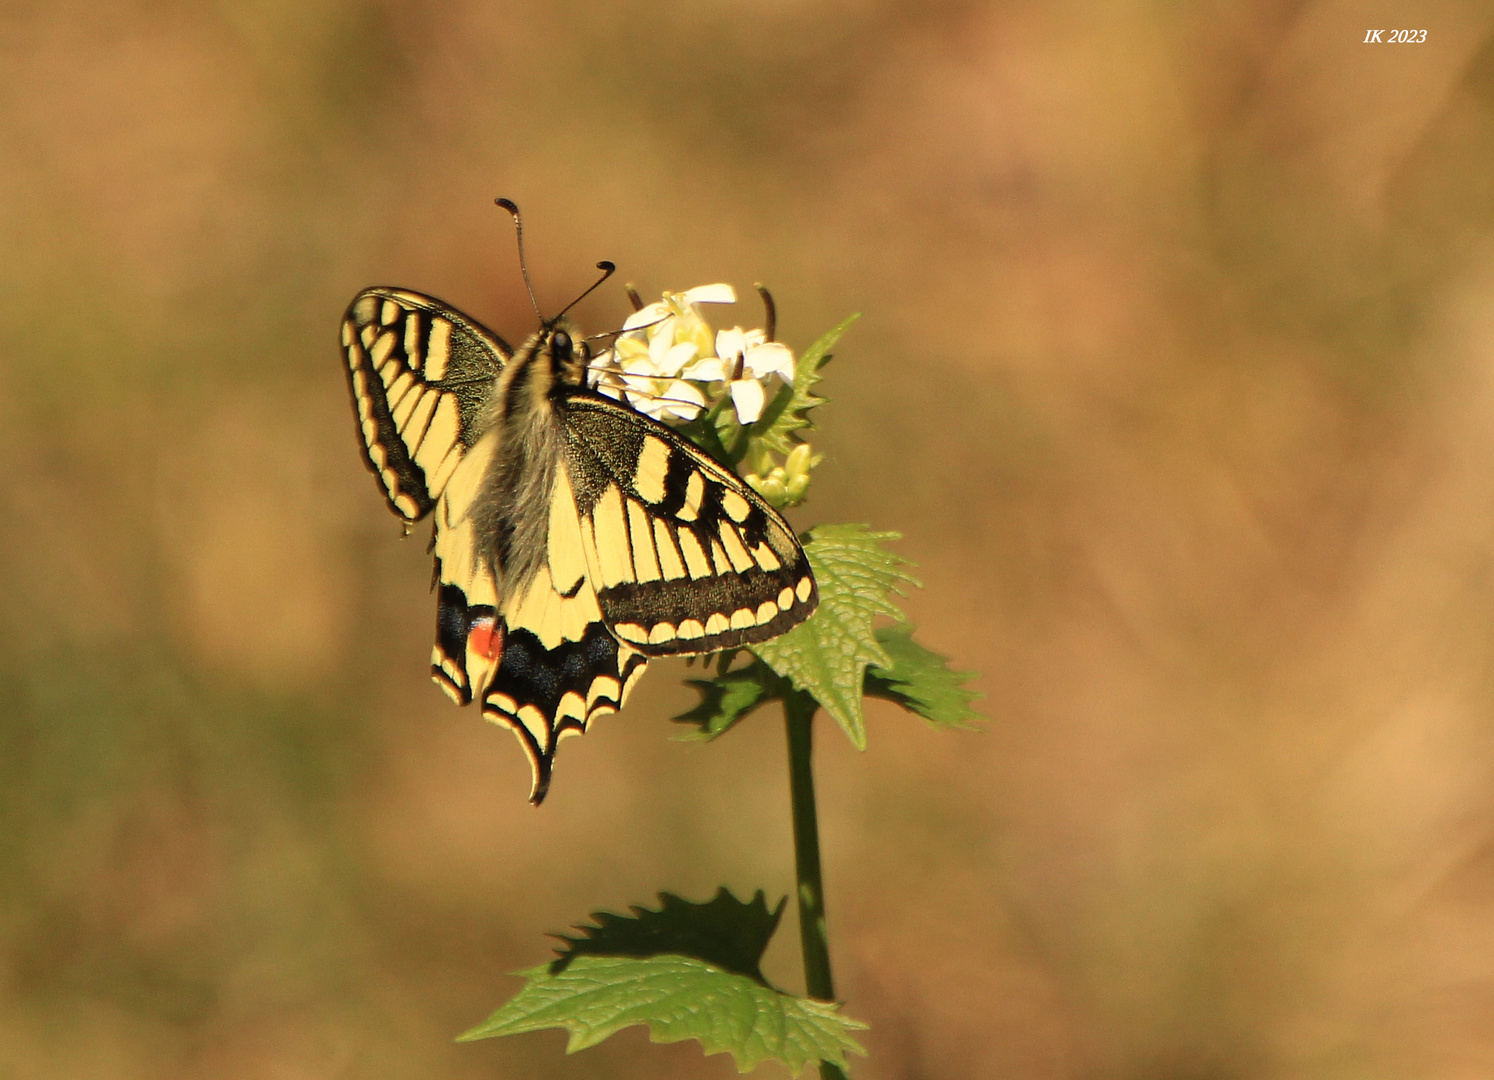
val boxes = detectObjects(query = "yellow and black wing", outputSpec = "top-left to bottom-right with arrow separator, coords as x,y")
428,431 -> 649,805
340,288 -> 507,522
559,393 -> 818,656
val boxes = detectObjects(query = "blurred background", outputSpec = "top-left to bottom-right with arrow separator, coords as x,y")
5,1 -> 1494,1077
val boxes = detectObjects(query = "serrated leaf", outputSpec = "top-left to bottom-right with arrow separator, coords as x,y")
752,524 -> 919,748
551,889 -> 785,984
865,623 -> 985,731
458,891 -> 868,1075
750,315 -> 857,457
458,955 -> 867,1075
674,658 -> 786,740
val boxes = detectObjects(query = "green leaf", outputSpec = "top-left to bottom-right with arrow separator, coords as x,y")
458,955 -> 867,1076
550,888 -> 785,984
752,524 -> 918,748
461,889 -> 865,1074
679,623 -> 985,743
674,658 -> 786,740
865,623 -> 985,731
750,314 -> 857,457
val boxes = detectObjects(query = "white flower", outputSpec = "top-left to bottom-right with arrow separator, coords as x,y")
590,284 -> 796,426
621,283 -> 737,334
714,326 -> 795,424
590,337 -> 703,421
622,352 -> 707,421
595,284 -> 740,422
621,283 -> 736,365
716,327 -> 794,381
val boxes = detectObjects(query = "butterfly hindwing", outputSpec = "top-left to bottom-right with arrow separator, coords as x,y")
341,288 -> 509,522
426,408 -> 648,802
431,547 -> 645,804
478,600 -> 648,804
480,460 -> 649,800
558,394 -> 818,655
428,430 -> 502,706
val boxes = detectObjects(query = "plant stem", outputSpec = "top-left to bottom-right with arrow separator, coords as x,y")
785,692 -> 848,1080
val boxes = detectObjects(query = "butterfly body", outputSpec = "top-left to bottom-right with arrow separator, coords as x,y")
474,324 -> 583,594
342,287 -> 817,802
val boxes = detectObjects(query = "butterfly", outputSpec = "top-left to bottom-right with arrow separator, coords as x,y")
340,278 -> 818,803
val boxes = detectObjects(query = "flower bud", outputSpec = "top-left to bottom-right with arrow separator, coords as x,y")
785,442 -> 813,479
744,442 -> 774,479
758,474 -> 787,504
785,472 -> 810,504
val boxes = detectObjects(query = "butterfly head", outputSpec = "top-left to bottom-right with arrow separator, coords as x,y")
537,320 -> 592,390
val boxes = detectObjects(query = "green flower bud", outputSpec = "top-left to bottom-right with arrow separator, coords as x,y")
785,442 -> 813,478
758,474 -> 788,504
744,442 -> 774,480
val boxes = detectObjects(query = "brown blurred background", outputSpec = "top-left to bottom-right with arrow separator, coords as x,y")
5,1 -> 1494,1077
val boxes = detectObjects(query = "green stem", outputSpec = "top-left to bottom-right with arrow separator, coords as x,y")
785,692 -> 848,1080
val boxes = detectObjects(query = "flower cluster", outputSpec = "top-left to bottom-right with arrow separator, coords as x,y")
589,283 -> 819,508
742,442 -> 819,508
591,284 -> 795,426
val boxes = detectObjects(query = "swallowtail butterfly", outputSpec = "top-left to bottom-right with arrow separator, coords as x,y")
340,233 -> 817,803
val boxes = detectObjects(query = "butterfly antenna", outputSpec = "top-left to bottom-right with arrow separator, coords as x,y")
554,261 -> 617,322
494,197 -> 544,324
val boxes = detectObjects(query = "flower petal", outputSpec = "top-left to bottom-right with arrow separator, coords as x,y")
622,302 -> 671,331
613,336 -> 649,363
685,355 -> 728,382
743,341 -> 795,380
715,326 -> 747,361
655,379 -> 706,421
630,396 -> 669,419
646,321 -> 679,364
627,376 -> 671,417
681,283 -> 736,306
620,355 -> 659,379
729,378 -> 766,423
658,341 -> 698,376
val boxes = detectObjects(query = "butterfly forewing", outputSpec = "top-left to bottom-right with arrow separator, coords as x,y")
341,288 -> 509,521
559,395 -> 818,656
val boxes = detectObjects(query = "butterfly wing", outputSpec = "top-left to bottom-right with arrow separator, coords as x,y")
559,393 -> 818,655
426,426 -> 503,708
464,459 -> 649,803
341,288 -> 508,522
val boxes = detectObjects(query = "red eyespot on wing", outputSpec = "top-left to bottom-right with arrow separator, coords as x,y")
469,617 -> 504,661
